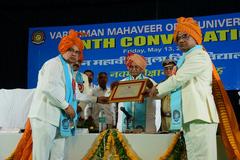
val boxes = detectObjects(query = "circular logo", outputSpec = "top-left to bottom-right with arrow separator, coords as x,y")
173,110 -> 180,122
32,31 -> 45,45
62,119 -> 69,129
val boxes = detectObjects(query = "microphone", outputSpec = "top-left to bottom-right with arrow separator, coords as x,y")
120,107 -> 132,120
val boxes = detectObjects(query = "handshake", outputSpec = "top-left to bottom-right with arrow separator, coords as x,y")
65,96 -> 109,119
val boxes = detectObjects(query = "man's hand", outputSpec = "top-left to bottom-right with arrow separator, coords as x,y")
64,105 -> 75,119
146,79 -> 153,89
97,96 -> 109,104
110,81 -> 119,90
142,86 -> 158,97
149,86 -> 158,97
172,66 -> 177,75
77,105 -> 82,113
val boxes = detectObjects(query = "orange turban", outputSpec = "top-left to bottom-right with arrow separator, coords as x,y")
58,29 -> 84,62
125,52 -> 147,70
173,17 -> 202,44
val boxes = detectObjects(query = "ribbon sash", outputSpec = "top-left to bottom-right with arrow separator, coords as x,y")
170,45 -> 202,131
59,55 -> 77,137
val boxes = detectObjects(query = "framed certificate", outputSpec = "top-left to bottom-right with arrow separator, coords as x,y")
109,79 -> 147,102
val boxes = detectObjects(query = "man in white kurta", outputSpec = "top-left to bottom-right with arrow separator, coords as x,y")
28,30 -> 108,160
116,52 -> 161,133
149,17 -> 219,160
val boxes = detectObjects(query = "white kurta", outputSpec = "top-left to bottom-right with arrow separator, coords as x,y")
28,56 -> 70,126
156,47 -> 219,160
28,57 -> 97,126
28,56 -> 97,160
156,48 -> 219,124
28,56 -> 70,160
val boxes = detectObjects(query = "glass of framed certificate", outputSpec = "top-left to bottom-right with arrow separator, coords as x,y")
109,79 -> 147,103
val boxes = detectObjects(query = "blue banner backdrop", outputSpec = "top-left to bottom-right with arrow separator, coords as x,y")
28,13 -> 240,90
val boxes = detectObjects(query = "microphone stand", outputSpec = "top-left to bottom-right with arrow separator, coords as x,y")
120,107 -> 132,130
126,116 -> 130,129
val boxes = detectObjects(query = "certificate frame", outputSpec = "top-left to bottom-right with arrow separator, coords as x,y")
109,79 -> 147,103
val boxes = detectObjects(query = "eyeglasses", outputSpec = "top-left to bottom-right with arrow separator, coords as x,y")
129,65 -> 141,70
67,48 -> 80,55
176,34 -> 190,42
164,66 -> 174,70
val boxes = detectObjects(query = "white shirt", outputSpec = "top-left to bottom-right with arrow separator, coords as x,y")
88,82 -> 97,94
86,86 -> 116,127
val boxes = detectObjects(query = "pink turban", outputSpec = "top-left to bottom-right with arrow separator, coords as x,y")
125,52 -> 147,70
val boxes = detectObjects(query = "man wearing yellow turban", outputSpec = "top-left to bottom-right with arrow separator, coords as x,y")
149,17 -> 219,160
116,52 -> 161,133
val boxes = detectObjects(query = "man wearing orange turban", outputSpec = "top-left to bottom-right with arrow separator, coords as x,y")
8,30 -> 108,160
27,29 -> 83,159
27,29 -> 108,160
148,17 -> 219,160
115,52 -> 161,133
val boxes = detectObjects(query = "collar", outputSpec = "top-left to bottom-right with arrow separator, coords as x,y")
129,73 -> 144,80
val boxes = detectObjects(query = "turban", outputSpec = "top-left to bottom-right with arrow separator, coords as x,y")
125,52 -> 147,70
173,17 -> 202,44
58,29 -> 84,62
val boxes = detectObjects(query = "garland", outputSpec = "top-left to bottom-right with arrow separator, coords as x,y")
82,129 -> 186,160
83,129 -> 140,159
159,132 -> 180,160
82,130 -> 108,160
212,65 -> 240,159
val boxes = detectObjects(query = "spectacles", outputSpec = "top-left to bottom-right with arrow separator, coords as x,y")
176,34 -> 190,42
129,65 -> 141,70
164,66 -> 174,70
68,48 -> 80,55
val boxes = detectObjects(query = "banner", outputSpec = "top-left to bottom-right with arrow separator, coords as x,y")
28,13 -> 240,90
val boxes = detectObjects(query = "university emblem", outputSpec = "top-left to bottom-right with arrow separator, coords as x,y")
32,31 -> 45,44
173,110 -> 180,122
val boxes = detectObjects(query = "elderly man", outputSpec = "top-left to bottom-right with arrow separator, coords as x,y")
116,52 -> 160,133
149,17 -> 219,160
